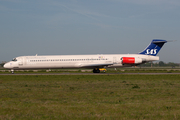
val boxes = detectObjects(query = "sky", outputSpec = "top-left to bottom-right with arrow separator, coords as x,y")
0,0 -> 180,63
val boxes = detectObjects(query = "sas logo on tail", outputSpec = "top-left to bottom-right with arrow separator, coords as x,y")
146,49 -> 157,55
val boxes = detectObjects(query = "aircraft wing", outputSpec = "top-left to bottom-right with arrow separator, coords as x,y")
79,63 -> 113,68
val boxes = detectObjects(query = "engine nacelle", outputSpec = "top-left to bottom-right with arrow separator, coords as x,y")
122,57 -> 143,64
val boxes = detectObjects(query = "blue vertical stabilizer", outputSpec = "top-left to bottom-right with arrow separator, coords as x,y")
138,39 -> 167,56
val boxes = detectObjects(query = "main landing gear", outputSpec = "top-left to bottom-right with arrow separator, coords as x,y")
93,68 -> 100,73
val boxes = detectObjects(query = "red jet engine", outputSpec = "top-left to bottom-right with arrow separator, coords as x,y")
122,57 -> 142,64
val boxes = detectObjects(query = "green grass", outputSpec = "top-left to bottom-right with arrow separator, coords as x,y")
0,75 -> 180,119
1,68 -> 180,74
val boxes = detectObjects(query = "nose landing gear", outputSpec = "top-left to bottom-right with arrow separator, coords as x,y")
11,69 -> 14,74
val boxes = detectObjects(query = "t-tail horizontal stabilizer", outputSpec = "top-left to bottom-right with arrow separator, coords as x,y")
139,39 -> 167,56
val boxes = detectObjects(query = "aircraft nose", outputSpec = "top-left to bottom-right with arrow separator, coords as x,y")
4,63 -> 10,69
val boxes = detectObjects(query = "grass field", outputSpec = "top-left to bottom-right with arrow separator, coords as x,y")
1,67 -> 180,74
0,75 -> 180,119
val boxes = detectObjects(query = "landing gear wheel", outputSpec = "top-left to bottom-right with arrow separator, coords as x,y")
11,69 -> 14,74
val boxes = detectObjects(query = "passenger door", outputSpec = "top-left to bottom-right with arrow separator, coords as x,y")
18,58 -> 23,66
113,57 -> 117,64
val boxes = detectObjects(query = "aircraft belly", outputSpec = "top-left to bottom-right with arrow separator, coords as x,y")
108,64 -> 123,68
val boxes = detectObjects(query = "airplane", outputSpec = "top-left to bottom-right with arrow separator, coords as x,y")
4,39 -> 167,73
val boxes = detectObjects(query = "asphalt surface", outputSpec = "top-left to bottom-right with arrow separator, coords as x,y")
1,73 -> 180,75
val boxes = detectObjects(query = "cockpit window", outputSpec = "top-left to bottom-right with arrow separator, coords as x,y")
12,58 -> 17,61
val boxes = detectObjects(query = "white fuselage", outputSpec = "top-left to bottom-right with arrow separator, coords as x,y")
4,54 -> 159,70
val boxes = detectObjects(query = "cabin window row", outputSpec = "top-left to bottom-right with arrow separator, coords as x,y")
29,58 -> 108,62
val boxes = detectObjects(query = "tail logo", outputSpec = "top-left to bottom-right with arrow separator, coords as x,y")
146,49 -> 157,55
139,39 -> 167,56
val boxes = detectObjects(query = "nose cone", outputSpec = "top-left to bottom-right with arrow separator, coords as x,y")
4,63 -> 11,69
